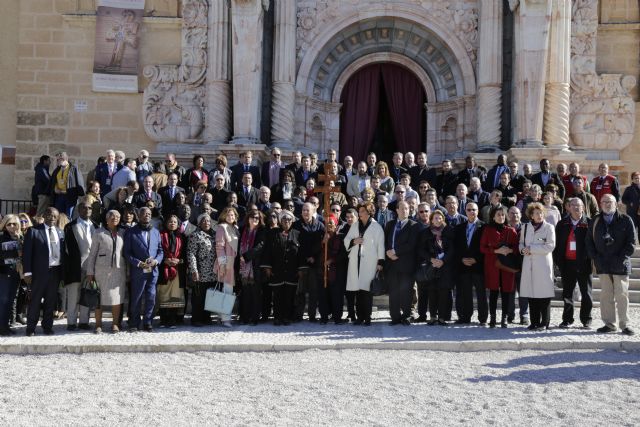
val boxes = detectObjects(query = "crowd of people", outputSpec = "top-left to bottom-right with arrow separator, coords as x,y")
0,148 -> 637,337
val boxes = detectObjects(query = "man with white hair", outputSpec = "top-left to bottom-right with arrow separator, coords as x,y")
585,194 -> 636,335
114,150 -> 125,167
404,152 -> 416,169
136,149 -> 152,184
95,149 -> 121,196
467,177 -> 490,209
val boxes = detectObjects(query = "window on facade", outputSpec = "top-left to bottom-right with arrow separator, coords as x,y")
1,146 -> 16,165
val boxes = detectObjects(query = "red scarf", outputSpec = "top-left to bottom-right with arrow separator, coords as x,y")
160,231 -> 182,281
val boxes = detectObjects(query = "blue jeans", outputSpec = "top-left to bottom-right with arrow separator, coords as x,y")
53,194 -> 74,218
0,271 -> 19,330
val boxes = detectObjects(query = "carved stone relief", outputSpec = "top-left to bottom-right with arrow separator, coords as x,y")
570,0 -> 636,150
142,0 -> 208,143
296,0 -> 478,67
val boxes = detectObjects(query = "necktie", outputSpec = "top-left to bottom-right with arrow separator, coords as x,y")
392,221 -> 402,251
86,223 -> 92,247
244,187 -> 249,200
244,165 -> 249,173
147,192 -> 151,200
466,223 -> 474,247
170,187 -> 175,199
48,227 -> 59,263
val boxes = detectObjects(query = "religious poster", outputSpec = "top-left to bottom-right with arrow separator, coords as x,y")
92,0 -> 145,93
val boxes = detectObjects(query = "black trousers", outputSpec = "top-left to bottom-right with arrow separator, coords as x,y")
508,272 -> 529,321
319,279 -> 344,321
456,272 -> 488,323
417,281 -> 429,318
240,278 -> 262,323
389,270 -> 414,321
345,290 -> 356,320
489,290 -> 511,321
295,269 -> 320,320
428,287 -> 450,320
26,266 -> 61,333
261,282 -> 273,319
190,281 -> 213,324
529,297 -> 551,328
350,290 -> 372,321
274,284 -> 296,322
560,263 -> 593,325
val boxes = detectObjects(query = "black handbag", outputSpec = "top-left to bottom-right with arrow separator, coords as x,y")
79,277 -> 100,309
415,262 -> 441,282
370,271 -> 388,296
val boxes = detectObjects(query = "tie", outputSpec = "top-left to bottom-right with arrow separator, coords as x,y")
86,223 -> 92,247
244,187 -> 249,200
48,227 -> 59,263
181,222 -> 186,233
466,223 -> 474,247
459,200 -> 466,215
244,165 -> 249,173
147,192 -> 151,200
392,221 -> 402,251
170,187 -> 175,199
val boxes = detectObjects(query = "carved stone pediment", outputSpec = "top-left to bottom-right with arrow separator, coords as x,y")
143,0 -> 208,143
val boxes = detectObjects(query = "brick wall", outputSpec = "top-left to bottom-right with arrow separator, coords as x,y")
11,0 -> 181,199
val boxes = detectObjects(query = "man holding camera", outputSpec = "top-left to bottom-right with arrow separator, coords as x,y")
585,194 -> 636,335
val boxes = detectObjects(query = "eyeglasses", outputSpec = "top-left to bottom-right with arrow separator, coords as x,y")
331,208 -> 341,212
418,210 -> 429,214
273,154 -> 281,157
5,223 -> 19,227
250,216 -> 260,220
466,208 -> 478,212
216,178 -> 224,181
20,220 -> 28,224
395,191 -> 405,194
281,217 -> 293,221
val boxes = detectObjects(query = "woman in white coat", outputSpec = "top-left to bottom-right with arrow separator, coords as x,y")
344,201 -> 385,325
519,202 -> 556,330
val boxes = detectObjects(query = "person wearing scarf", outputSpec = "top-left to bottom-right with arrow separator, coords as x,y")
418,210 -> 455,325
320,214 -> 348,324
0,215 -> 22,336
157,215 -> 185,328
519,202 -> 556,331
86,210 -> 126,333
238,209 -> 266,325
480,205 -> 519,328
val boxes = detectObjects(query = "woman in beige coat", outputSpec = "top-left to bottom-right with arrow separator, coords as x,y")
86,210 -> 127,333
519,202 -> 556,331
214,207 -> 239,327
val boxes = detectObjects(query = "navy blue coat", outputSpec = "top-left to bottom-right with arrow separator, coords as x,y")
22,224 -> 65,279
123,225 -> 164,277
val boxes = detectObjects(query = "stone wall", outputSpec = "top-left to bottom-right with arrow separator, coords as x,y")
10,0 -> 182,199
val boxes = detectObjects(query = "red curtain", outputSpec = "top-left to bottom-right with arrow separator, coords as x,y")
381,64 -> 425,154
339,64 -> 381,165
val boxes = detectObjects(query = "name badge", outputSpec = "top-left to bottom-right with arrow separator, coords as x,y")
596,185 -> 602,190
569,241 -> 576,251
105,178 -> 111,186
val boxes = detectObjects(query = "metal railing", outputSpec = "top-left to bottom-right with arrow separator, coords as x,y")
0,199 -> 33,216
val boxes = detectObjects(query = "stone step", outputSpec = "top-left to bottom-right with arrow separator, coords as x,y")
554,288 -> 640,304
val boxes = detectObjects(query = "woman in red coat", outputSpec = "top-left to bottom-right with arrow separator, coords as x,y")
480,205 -> 519,328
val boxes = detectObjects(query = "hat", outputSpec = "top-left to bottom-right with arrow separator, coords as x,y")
326,214 -> 338,226
197,213 -> 211,225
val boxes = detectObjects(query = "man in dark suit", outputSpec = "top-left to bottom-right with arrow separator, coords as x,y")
261,147 -> 286,189
484,154 -> 509,192
390,152 -> 408,185
457,156 -> 486,188
467,177 -> 490,210
385,201 -> 419,325
230,150 -> 261,192
531,158 -> 566,199
454,202 -> 487,324
94,149 -> 121,197
22,207 -> 65,336
508,161 -> 526,193
63,198 -> 97,331
237,172 -> 259,207
123,207 -> 164,332
132,175 -> 163,210
209,174 -> 231,212
158,173 -> 185,218
294,155 -> 318,187
434,159 -> 458,202
410,152 -> 437,188
285,151 -> 302,175
34,155 -> 51,217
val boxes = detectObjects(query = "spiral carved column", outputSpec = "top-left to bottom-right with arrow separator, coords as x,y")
543,82 -> 570,148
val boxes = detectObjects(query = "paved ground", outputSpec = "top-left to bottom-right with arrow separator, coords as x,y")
1,307 -> 638,354
1,348 -> 638,425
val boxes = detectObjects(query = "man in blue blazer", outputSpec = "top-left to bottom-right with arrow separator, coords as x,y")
123,207 -> 163,332
22,207 -> 65,336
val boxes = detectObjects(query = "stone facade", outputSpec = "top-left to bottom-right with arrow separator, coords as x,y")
2,0 -> 640,200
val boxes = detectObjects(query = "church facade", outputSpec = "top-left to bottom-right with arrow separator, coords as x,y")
1,0 -> 639,198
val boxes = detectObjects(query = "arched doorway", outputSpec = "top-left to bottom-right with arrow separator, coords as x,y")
339,63 -> 426,165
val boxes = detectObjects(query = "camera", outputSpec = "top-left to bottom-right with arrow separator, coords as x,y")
602,232 -> 615,246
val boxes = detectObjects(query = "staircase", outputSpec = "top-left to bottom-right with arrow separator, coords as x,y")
552,246 -> 640,307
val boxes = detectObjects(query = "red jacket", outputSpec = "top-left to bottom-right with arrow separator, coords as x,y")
590,174 -> 620,204
479,224 -> 519,292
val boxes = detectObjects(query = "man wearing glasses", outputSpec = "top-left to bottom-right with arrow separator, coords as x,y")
453,202 -> 487,325
261,147 -> 286,188
136,150 -> 152,184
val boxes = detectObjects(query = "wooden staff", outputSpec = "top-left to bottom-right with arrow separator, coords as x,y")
315,163 -> 339,289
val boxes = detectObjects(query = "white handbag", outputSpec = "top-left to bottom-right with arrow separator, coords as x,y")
204,283 -> 236,315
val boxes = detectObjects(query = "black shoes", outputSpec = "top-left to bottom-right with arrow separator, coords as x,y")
401,318 -> 411,326
414,316 -> 427,323
363,319 -> 371,326
520,317 -> 530,326
597,325 -> 617,334
67,324 -> 77,331
43,329 -> 54,336
622,327 -> 635,336
143,325 -> 153,332
78,323 -> 90,330
390,320 -> 401,325
558,321 -> 572,329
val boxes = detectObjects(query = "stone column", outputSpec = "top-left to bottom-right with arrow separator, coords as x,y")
271,0 -> 296,147
511,0 -> 552,146
230,0 -> 265,144
476,0 -> 503,152
205,0 -> 231,143
543,0 -> 571,150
